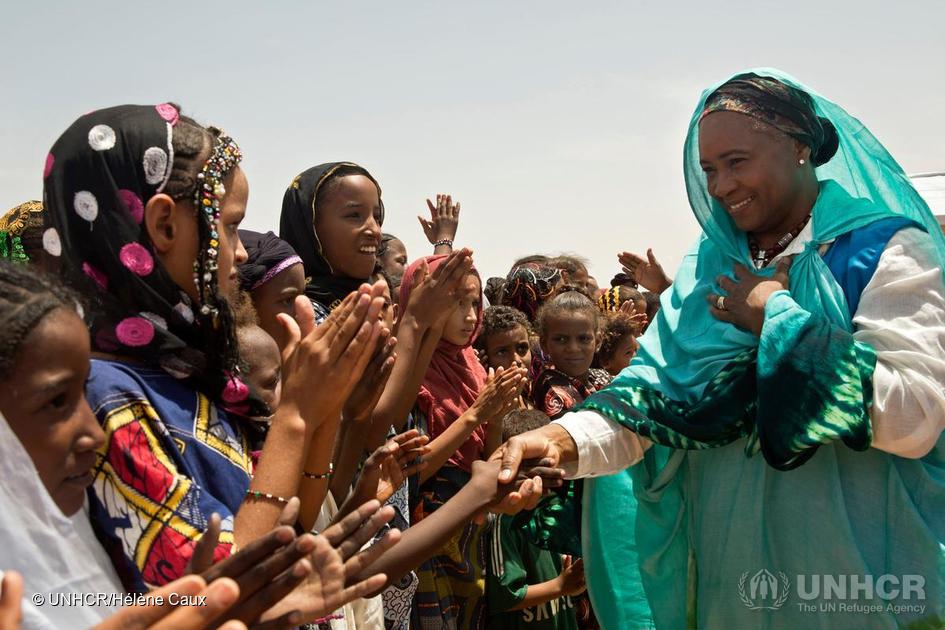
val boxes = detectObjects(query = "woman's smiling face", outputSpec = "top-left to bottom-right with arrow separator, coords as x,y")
698,111 -> 808,237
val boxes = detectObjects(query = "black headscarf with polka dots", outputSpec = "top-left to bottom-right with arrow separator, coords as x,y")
43,104 -> 268,416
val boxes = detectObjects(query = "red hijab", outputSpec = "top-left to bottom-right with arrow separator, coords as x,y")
400,255 -> 487,472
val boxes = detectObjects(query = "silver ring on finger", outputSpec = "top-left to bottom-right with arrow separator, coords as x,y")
716,295 -> 726,311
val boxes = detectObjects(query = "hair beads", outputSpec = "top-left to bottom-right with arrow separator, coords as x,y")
192,133 -> 242,324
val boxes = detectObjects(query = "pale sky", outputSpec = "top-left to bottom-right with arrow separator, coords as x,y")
2,1 -> 943,282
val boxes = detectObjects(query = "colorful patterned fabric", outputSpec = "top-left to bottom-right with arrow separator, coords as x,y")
501,264 -> 562,322
86,359 -> 250,592
0,200 -> 44,263
412,465 -> 488,630
701,73 -> 839,166
532,367 -> 612,420
42,104 -> 267,417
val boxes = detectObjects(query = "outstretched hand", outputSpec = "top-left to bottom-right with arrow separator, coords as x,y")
262,500 -> 400,624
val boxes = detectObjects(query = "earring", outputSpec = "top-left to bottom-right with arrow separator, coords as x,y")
798,159 -> 806,165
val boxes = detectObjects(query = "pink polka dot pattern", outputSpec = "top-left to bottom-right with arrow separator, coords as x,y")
82,262 -> 109,291
115,317 -> 155,347
155,103 -> 180,125
44,153 -> 55,179
119,242 -> 154,276
221,377 -> 250,403
118,189 -> 144,224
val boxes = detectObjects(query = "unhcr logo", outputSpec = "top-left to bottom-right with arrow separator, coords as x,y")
738,569 -> 790,610
738,570 -> 927,615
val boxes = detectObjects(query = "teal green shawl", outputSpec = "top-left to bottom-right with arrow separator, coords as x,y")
529,69 -> 945,629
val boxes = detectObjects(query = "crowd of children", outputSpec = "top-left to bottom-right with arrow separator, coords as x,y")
0,102 -> 660,630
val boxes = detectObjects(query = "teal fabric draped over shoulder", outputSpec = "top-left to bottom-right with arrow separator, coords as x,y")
574,69 -> 945,629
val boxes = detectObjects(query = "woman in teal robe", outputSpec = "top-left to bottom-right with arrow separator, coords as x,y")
492,69 -> 945,629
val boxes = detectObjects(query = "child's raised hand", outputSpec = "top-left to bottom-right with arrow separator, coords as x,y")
419,194 -> 461,246
342,332 -> 398,423
403,249 -> 473,328
277,284 -> 387,435
618,299 -> 648,335
557,557 -> 587,597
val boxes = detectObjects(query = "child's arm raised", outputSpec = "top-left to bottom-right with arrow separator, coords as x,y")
368,250 -> 473,440
334,430 -> 430,522
419,367 -> 525,484
419,194 -> 461,255
353,459 -> 544,594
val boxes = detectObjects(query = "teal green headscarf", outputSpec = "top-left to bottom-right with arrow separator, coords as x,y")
555,69 -> 945,628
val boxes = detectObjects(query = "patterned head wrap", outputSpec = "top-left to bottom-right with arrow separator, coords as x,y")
43,104 -> 268,416
238,229 -> 302,291
0,200 -> 45,263
500,263 -> 561,322
701,72 -> 840,166
279,162 -> 384,312
597,287 -> 622,313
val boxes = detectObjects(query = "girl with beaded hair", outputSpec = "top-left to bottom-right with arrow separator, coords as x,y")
42,104 -> 395,613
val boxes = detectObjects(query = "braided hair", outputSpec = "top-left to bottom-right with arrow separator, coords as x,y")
0,260 -> 80,380
161,114 -> 242,389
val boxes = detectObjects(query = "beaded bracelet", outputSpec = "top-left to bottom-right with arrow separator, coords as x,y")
433,238 -> 454,248
245,488 -> 290,504
303,462 -> 334,480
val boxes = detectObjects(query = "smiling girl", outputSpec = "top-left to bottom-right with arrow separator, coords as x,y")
280,162 -> 384,323
532,291 -> 611,420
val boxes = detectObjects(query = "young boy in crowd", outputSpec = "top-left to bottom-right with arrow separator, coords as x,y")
478,306 -> 533,372
488,408 -> 586,630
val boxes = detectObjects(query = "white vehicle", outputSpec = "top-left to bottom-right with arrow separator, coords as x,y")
911,172 -> 945,231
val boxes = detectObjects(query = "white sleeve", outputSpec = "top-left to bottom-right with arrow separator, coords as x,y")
852,227 -> 945,459
552,410 -> 652,479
